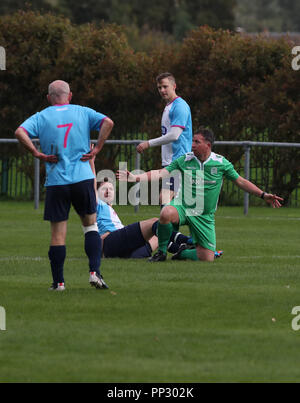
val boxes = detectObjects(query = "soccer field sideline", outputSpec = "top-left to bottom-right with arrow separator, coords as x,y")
1,254 -> 300,262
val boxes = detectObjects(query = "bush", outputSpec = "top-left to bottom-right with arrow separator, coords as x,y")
0,14 -> 299,202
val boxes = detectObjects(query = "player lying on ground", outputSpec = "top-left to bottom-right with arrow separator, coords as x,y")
117,127 -> 283,262
96,181 -> 223,259
89,158 -> 194,259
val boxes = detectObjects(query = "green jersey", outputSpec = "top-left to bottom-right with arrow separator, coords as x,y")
165,151 -> 239,217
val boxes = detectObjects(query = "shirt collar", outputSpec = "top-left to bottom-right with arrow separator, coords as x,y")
185,152 -> 212,165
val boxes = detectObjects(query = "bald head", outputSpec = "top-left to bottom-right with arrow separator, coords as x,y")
47,80 -> 72,105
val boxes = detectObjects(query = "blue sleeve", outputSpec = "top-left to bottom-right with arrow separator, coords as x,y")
20,113 -> 41,139
84,107 -> 107,131
170,101 -> 190,129
96,201 -> 104,234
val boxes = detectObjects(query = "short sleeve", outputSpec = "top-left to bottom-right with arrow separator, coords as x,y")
223,159 -> 239,181
170,101 -> 190,129
84,107 -> 107,131
20,113 -> 40,139
165,156 -> 183,173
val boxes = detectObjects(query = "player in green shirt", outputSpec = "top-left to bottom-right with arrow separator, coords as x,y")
117,127 -> 283,262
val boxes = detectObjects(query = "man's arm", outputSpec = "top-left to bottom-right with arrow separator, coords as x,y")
15,127 -> 58,163
234,176 -> 283,208
117,168 -> 170,183
81,117 -> 114,161
88,145 -> 98,201
136,127 -> 183,154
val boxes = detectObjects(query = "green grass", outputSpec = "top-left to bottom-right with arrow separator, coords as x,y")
0,201 -> 300,382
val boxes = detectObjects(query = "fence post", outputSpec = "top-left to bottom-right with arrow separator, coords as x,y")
1,158 -> 9,195
134,147 -> 141,213
34,154 -> 40,210
243,144 -> 251,216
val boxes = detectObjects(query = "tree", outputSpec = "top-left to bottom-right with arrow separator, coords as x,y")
235,0 -> 300,32
0,0 -> 55,15
278,0 -> 300,31
185,0 -> 237,31
60,0 -> 237,39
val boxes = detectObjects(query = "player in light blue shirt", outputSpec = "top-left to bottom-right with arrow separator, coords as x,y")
136,72 -> 193,206
19,104 -> 108,186
160,96 -> 193,166
97,198 -> 124,235
15,80 -> 114,291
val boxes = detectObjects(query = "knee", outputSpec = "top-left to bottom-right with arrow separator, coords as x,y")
160,206 -> 176,224
82,223 -> 98,235
196,247 -> 215,262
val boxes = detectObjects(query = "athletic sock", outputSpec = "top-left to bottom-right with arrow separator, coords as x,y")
157,222 -> 173,254
48,245 -> 66,285
153,222 -> 191,248
170,231 -> 191,245
167,242 -> 180,254
151,220 -> 158,236
84,231 -> 102,275
179,249 -> 199,261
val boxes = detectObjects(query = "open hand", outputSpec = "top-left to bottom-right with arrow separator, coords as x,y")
35,152 -> 58,163
81,149 -> 97,161
116,170 -> 136,182
264,193 -> 284,208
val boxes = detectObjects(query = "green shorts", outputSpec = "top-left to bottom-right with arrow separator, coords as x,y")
169,201 -> 216,251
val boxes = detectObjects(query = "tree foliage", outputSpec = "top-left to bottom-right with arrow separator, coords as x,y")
173,26 -> 300,200
58,0 -> 237,39
235,0 -> 300,32
0,0 -> 55,15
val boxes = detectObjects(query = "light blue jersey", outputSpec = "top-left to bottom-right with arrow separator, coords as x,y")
20,104 -> 107,186
96,199 -> 124,235
161,97 -> 192,166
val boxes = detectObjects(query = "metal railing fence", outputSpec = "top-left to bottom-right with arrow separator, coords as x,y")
1,139 -> 300,214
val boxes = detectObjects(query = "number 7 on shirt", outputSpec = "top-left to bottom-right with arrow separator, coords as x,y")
57,123 -> 73,148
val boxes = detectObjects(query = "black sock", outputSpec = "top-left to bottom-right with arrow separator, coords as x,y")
170,232 -> 190,245
152,222 -> 191,248
167,242 -> 180,253
84,231 -> 102,275
152,220 -> 158,236
48,245 -> 66,285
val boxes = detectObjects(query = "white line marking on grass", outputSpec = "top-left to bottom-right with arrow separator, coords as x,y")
1,255 -> 300,262
220,216 -> 300,221
0,256 -> 46,261
0,257 -> 86,262
236,255 -> 300,259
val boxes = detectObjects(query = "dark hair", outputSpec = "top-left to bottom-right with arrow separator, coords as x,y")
156,72 -> 176,84
96,177 -> 109,190
194,127 -> 215,146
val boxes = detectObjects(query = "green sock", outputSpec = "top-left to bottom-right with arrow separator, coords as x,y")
157,222 -> 173,254
179,249 -> 199,261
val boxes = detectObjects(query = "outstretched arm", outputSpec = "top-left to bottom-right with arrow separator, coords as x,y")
116,168 -> 170,183
15,127 -> 58,163
88,144 -> 98,202
234,176 -> 283,208
136,127 -> 183,154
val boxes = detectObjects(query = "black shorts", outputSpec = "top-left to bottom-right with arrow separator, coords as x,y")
161,166 -> 180,193
103,222 -> 152,258
44,179 -> 97,222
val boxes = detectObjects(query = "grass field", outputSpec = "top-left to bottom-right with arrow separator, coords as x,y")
0,201 -> 300,383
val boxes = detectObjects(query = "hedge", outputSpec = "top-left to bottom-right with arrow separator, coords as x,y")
0,11 -> 299,201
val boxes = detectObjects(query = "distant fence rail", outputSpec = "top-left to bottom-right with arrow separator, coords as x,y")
1,139 -> 300,214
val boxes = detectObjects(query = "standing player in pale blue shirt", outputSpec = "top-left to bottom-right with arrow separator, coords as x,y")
15,80 -> 114,291
137,72 -> 193,206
